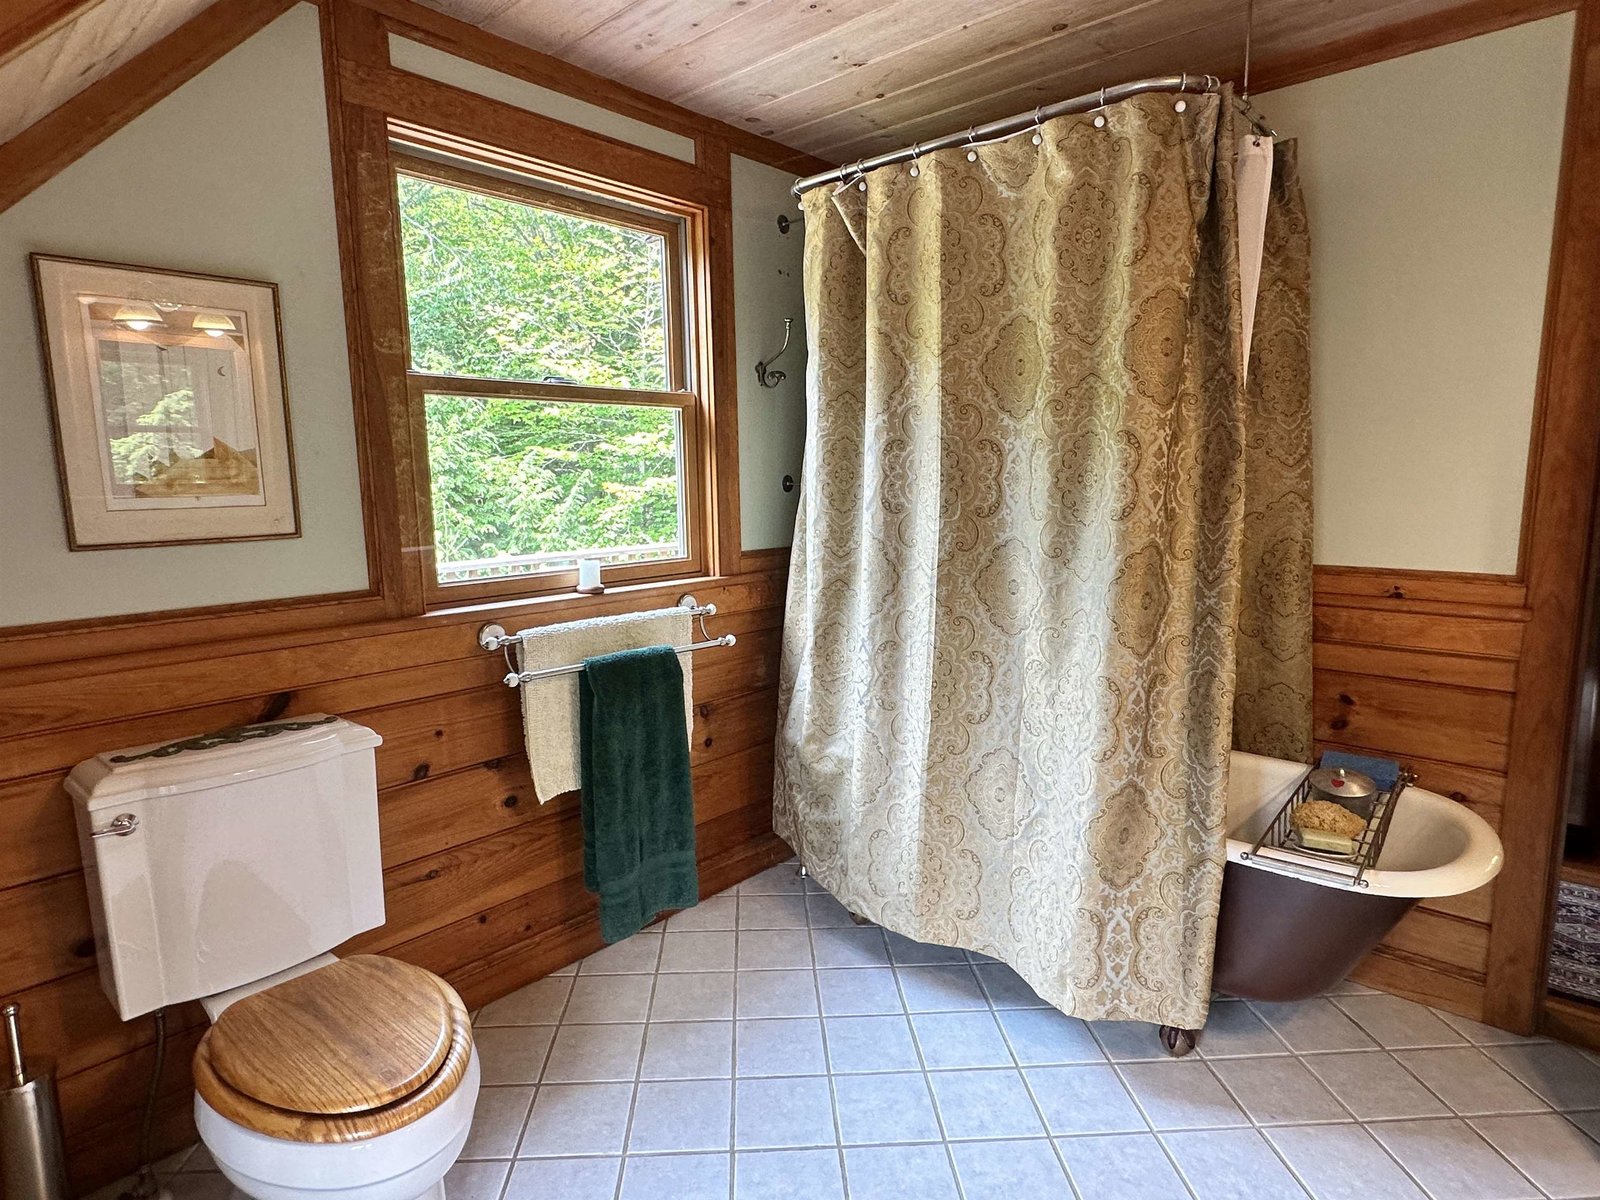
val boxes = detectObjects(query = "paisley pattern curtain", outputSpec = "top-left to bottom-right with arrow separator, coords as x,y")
774,90 -> 1313,1027
1235,142 -> 1314,763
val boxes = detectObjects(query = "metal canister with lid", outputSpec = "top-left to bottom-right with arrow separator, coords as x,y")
1308,766 -> 1379,819
0,1002 -> 68,1200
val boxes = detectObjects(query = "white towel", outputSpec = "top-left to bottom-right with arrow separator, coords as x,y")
1235,134 -> 1274,383
517,608 -> 695,803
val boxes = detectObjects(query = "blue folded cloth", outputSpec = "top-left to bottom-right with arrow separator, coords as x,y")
1318,749 -> 1402,792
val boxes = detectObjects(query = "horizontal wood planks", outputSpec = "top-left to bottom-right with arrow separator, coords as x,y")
0,569 -> 790,1195
408,0 -> 1576,160
1314,566 -> 1527,1020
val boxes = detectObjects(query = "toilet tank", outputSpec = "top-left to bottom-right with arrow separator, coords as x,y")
67,715 -> 385,1021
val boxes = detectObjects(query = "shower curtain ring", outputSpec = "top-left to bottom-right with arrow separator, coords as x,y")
909,143 -> 922,177
1094,86 -> 1108,128
965,128 -> 978,161
1030,106 -> 1044,145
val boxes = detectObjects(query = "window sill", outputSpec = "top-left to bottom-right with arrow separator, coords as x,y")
422,570 -> 736,623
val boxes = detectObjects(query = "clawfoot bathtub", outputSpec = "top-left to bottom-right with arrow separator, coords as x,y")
1159,750 -> 1505,1056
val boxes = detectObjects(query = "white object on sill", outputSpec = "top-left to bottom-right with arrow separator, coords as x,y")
576,558 -> 605,594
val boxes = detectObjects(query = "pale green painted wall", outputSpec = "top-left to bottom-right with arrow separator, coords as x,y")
1262,14 -> 1574,574
0,4 -> 367,626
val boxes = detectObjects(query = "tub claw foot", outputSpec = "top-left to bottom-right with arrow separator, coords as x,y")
1159,1026 -> 1197,1057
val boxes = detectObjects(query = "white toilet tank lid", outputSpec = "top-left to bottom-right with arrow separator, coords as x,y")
66,714 -> 382,811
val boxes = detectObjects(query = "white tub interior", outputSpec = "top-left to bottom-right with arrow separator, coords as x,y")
1223,751 -> 1503,899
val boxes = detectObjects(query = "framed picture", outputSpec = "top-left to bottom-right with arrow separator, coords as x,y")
30,254 -> 300,549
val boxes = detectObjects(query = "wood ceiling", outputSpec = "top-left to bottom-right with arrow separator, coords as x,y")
0,0 -> 1564,163
413,0 -> 1544,161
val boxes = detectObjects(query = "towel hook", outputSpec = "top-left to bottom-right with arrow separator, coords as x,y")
755,317 -> 795,388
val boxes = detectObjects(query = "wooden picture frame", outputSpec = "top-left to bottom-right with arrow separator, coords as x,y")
31,254 -> 301,549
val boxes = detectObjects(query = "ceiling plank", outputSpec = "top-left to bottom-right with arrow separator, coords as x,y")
759,0 -> 1223,142
0,0 -> 108,67
620,0 -> 887,104
401,0 -> 1579,157
480,0 -> 639,54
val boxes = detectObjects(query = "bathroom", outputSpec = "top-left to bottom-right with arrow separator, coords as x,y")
1,0 -> 1598,1197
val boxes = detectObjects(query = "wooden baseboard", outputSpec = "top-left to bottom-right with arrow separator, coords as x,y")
1350,947 -> 1486,1021
1542,993 -> 1600,1050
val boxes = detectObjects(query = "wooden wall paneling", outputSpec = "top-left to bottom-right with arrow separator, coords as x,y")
0,591 -> 395,673
1313,607 -> 1527,659
0,579 -> 787,1196
1312,672 -> 1514,772
1486,0 -> 1600,1033
1543,993 -> 1600,1051
1379,907 -> 1491,977
0,575 -> 789,1195
1313,565 -> 1529,608
1312,564 -> 1528,1022
1350,945 -> 1491,1014
0,582 -> 783,782
0,0 -> 299,213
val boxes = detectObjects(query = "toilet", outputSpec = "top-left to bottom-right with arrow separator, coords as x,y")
68,715 -> 480,1200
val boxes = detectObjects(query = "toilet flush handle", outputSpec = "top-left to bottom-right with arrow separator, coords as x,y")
91,813 -> 139,838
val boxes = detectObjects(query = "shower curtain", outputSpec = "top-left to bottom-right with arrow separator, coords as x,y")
774,89 -> 1312,1027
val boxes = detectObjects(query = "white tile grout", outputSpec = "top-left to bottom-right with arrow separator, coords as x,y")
158,870 -> 1600,1200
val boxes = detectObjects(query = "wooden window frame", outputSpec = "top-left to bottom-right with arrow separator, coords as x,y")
391,150 -> 712,606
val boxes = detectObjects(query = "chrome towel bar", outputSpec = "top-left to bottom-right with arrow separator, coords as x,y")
479,595 -> 736,688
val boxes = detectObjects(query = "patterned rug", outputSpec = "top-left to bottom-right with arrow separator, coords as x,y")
1549,879 -> 1600,1002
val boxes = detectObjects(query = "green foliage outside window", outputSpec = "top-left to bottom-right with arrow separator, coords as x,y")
397,172 -> 686,578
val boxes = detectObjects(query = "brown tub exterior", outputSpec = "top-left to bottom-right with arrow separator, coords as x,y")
1211,859 -> 1419,1002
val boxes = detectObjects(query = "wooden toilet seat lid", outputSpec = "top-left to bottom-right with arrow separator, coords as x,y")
205,955 -> 455,1115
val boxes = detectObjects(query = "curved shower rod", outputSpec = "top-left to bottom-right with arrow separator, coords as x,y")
792,73 -> 1225,197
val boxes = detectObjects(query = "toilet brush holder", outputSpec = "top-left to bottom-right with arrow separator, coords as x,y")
0,1003 -> 68,1200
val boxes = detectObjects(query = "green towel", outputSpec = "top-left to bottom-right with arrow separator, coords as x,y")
580,644 -> 699,943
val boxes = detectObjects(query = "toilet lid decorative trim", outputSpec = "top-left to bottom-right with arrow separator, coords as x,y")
198,956 -> 468,1135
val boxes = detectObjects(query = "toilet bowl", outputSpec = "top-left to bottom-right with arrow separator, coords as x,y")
189,955 -> 478,1200
192,956 -> 479,1200
67,716 -> 479,1200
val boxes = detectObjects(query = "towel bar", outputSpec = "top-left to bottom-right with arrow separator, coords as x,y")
480,596 -> 736,688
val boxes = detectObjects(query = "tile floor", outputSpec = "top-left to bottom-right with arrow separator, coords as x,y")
137,861 -> 1600,1200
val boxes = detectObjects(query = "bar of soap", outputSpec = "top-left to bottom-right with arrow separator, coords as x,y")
1295,827 -> 1357,855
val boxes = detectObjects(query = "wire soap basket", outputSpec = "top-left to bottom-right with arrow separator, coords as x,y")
1240,766 -> 1416,888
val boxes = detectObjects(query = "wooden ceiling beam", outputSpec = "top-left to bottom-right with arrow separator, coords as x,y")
1248,0 -> 1575,91
0,0 -> 297,214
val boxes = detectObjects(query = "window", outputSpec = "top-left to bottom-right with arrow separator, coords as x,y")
394,155 -> 705,595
